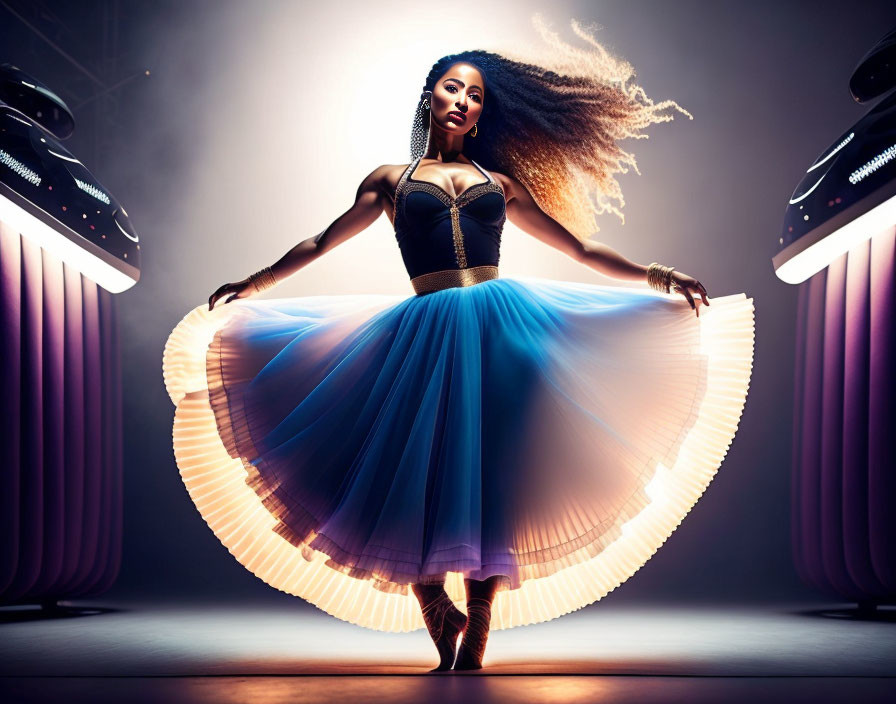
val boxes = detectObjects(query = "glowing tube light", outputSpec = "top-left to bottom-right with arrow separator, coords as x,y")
0,189 -> 137,293
775,192 -> 896,284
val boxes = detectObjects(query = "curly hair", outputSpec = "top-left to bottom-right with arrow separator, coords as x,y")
409,15 -> 692,242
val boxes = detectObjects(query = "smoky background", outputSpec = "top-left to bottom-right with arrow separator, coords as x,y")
2,0 -> 893,608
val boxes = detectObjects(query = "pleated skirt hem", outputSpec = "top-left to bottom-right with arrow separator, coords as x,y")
163,277 -> 755,632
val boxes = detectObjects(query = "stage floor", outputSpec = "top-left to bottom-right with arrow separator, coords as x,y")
1,598 -> 894,702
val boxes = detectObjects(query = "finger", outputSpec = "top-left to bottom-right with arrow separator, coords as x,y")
209,285 -> 230,311
696,282 -> 710,305
225,292 -> 237,304
684,288 -> 700,317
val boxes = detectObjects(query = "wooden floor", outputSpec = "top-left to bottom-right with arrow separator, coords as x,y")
4,674 -> 896,704
1,599 -> 894,702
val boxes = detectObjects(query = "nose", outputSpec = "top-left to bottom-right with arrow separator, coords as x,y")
455,100 -> 467,113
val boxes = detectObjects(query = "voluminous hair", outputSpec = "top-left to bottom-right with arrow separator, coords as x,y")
410,15 -> 691,242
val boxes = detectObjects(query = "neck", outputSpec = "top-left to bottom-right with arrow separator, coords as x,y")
422,118 -> 467,163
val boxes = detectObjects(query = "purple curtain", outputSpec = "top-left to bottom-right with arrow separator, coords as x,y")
792,225 -> 896,602
0,221 -> 123,604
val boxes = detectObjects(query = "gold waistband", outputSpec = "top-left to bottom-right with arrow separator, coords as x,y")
411,266 -> 499,295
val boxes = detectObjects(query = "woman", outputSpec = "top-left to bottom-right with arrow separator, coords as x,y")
163,20 -> 754,673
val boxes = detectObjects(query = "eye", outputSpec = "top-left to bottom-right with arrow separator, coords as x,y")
445,84 -> 458,93
470,93 -> 482,103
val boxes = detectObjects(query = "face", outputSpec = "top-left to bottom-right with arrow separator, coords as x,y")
428,62 -> 484,135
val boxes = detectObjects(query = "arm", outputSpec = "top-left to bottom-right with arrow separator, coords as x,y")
267,163 -> 392,282
209,164 -> 391,310
503,174 -> 709,315
504,173 -> 647,282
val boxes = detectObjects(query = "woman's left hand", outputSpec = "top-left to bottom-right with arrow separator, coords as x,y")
670,271 -> 710,317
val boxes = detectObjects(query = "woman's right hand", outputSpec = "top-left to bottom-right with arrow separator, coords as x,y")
208,279 -> 253,311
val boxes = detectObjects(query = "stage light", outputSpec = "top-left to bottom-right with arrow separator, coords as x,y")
786,26 -> 896,610
773,29 -> 896,284
0,63 -> 139,293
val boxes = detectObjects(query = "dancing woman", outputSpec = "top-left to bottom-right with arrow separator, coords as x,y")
164,18 -> 754,673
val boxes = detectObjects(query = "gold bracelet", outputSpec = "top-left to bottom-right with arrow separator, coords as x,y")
246,266 -> 278,293
647,262 -> 675,293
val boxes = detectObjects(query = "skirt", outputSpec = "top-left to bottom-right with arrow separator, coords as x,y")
162,275 -> 755,632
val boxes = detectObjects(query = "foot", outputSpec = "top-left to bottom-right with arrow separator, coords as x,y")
452,649 -> 483,670
429,605 -> 467,672
412,584 -> 468,672
452,598 -> 491,671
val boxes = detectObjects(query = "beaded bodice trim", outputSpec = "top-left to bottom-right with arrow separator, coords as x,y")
393,156 -> 506,270
393,155 -> 506,217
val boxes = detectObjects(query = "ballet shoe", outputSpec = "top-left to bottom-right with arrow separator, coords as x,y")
413,584 -> 468,672
429,609 -> 467,672
452,598 -> 492,671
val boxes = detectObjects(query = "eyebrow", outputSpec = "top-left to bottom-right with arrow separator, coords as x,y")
444,77 -> 483,92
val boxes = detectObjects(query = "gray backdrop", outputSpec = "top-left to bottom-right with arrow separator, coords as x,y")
2,0 -> 894,607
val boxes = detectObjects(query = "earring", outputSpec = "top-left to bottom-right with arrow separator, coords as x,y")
470,123 -> 478,138
422,99 -> 430,110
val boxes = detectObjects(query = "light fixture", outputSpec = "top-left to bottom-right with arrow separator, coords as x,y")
0,63 -> 139,293
774,29 -> 896,284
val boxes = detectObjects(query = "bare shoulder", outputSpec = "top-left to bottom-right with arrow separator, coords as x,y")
381,163 -> 412,196
360,164 -> 412,224
358,163 -> 410,199
486,169 -> 526,202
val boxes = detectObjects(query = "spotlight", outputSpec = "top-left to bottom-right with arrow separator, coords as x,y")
773,29 -> 896,284
0,63 -> 139,293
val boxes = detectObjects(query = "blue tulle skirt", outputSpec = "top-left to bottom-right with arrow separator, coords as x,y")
163,275 -> 754,630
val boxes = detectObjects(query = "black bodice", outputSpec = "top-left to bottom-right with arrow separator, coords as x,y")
393,156 -> 506,280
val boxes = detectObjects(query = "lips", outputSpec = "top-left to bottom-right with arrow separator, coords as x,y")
448,111 -> 467,123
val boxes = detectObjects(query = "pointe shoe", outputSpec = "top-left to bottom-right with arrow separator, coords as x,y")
453,598 -> 492,671
428,606 -> 467,672
414,585 -> 468,672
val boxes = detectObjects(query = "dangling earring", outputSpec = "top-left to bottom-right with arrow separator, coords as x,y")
422,98 -> 430,110
470,123 -> 478,138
